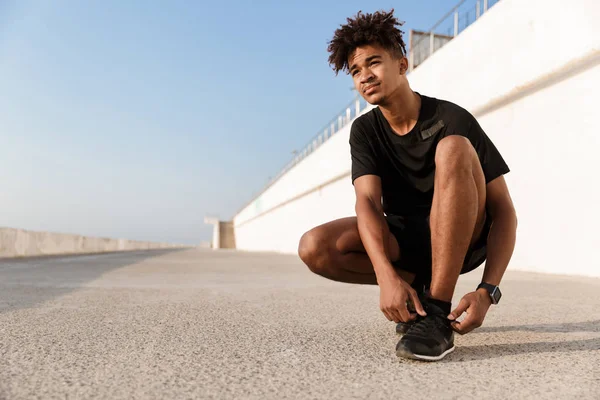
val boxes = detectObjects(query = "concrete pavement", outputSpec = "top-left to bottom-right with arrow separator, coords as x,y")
1,249 -> 598,399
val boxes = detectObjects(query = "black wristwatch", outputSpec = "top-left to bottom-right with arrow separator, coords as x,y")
477,282 -> 502,305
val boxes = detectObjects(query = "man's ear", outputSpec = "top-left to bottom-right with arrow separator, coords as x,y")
399,57 -> 408,75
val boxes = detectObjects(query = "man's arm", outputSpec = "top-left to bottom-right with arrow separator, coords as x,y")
449,175 -> 517,333
354,175 -> 394,278
480,175 -> 518,286
354,175 -> 426,322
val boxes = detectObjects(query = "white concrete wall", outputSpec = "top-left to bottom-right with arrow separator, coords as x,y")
0,227 -> 186,258
233,0 -> 600,277
235,175 -> 355,253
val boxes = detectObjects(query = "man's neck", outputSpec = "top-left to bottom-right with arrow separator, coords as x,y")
379,90 -> 421,136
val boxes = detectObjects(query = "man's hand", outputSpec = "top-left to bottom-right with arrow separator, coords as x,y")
378,271 -> 427,323
447,289 -> 492,334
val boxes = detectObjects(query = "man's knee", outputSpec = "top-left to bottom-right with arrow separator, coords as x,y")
435,135 -> 475,173
298,229 -> 335,277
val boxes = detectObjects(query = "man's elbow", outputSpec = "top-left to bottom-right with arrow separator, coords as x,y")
490,203 -> 518,228
355,196 -> 382,217
509,203 -> 518,228
355,199 -> 367,218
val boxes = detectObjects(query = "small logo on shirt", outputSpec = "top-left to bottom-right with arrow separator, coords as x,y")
420,120 -> 445,140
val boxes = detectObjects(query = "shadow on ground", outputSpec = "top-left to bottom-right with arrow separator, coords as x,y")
443,319 -> 600,362
0,248 -> 188,314
476,320 -> 600,334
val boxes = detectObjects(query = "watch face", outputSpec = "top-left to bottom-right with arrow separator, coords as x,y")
491,287 -> 502,304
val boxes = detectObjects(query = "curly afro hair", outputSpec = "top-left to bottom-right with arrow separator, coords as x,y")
327,9 -> 407,75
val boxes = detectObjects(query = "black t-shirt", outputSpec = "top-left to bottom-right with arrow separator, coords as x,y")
350,93 -> 510,217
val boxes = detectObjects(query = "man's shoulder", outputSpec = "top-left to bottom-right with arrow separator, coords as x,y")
424,94 -> 472,119
350,107 -> 379,138
353,106 -> 379,127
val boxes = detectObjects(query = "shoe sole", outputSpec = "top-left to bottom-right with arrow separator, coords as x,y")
396,345 -> 456,361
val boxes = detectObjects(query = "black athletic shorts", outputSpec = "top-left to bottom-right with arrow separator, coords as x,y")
385,212 -> 491,289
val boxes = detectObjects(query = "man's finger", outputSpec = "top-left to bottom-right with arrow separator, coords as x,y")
452,321 -> 473,334
408,290 -> 427,317
384,306 -> 400,323
452,314 -> 479,335
397,304 -> 415,323
390,308 -> 402,323
381,308 -> 393,321
448,298 -> 469,321
450,321 -> 464,334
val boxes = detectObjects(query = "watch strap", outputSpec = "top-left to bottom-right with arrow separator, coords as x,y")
477,282 -> 496,292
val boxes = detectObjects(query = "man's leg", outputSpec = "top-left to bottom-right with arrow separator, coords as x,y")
429,135 -> 487,302
298,217 -> 415,285
395,135 -> 487,361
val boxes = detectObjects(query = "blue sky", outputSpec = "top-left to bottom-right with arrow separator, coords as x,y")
0,0 -> 471,245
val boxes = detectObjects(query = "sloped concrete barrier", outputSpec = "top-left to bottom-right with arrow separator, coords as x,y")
0,227 -> 187,258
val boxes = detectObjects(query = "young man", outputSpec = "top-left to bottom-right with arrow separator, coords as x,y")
298,9 -> 517,361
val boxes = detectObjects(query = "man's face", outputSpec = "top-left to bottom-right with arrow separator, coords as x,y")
348,44 -> 407,105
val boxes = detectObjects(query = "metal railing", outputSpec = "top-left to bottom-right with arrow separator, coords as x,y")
409,0 -> 501,71
239,0 -> 501,215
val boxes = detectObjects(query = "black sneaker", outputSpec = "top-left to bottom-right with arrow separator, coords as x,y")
395,300 -> 455,361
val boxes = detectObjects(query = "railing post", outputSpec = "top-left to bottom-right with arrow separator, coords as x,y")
476,1 -> 481,19
338,115 -> 343,130
484,0 -> 488,12
330,123 -> 335,135
346,107 -> 351,123
454,11 -> 459,37
355,98 -> 361,117
429,31 -> 434,56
